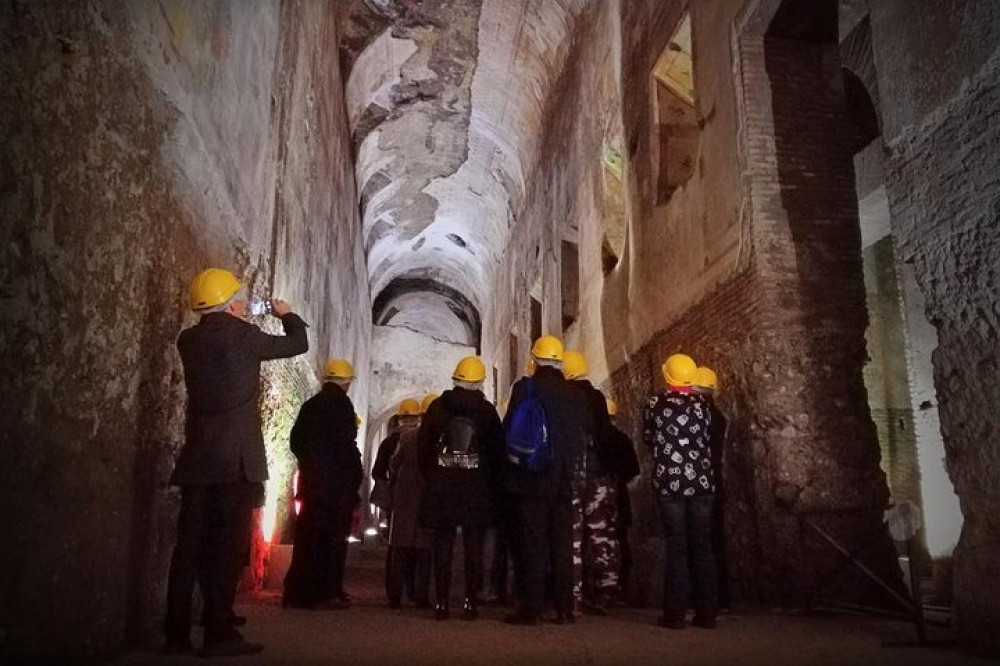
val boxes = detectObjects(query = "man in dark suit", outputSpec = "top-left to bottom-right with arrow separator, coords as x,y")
165,268 -> 308,657
503,335 -> 593,625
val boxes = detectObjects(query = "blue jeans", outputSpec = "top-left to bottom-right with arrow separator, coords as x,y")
657,494 -> 719,619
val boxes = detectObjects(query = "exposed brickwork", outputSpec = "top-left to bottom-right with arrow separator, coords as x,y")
608,267 -> 765,604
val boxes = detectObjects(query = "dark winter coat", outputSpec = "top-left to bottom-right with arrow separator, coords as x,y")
568,378 -> 615,476
290,383 -> 363,508
369,430 -> 400,508
172,311 -> 309,485
503,365 -> 594,499
372,431 -> 401,483
606,422 -> 640,526
389,425 -> 432,549
418,387 -> 504,529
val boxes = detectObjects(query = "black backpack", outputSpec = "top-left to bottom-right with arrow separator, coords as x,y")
437,415 -> 480,469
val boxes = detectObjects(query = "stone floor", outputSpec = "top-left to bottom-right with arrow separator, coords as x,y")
117,562 -> 988,666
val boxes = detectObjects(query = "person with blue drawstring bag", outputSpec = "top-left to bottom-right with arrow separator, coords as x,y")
502,335 -> 593,626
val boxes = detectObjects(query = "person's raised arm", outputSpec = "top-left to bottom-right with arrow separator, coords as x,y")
254,299 -> 309,360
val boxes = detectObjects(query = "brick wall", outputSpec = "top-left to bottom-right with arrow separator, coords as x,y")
604,27 -> 903,610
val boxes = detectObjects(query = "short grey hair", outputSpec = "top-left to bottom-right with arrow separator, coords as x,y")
454,379 -> 483,392
198,287 -> 247,314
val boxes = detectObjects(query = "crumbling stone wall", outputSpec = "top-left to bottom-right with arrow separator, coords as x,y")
0,0 -> 368,659
871,0 -> 1000,654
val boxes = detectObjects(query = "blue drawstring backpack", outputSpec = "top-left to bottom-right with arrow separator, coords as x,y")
504,378 -> 552,472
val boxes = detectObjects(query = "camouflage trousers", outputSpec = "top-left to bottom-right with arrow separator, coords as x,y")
572,474 -> 620,601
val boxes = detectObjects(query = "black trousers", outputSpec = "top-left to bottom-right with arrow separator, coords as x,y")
512,497 -> 573,614
619,524 -> 632,596
165,483 -> 257,642
432,527 -> 486,605
387,546 -> 431,604
658,495 -> 719,619
489,523 -> 512,600
283,496 -> 354,606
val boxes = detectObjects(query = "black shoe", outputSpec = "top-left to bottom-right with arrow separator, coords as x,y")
692,615 -> 717,629
657,615 -> 686,629
196,615 -> 246,628
504,610 -> 540,626
161,638 -> 194,655
333,590 -> 352,603
580,599 -> 608,616
313,597 -> 350,610
415,599 -> 432,610
553,610 -> 575,625
200,635 -> 264,658
462,598 -> 480,621
486,592 -> 509,606
434,603 -> 450,621
388,599 -> 402,609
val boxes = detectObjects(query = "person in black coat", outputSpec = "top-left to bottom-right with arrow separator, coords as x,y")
371,421 -> 401,600
563,350 -> 616,610
693,366 -> 729,610
166,269 -> 308,657
503,336 -> 593,626
605,399 -> 640,604
418,356 -> 503,621
282,359 -> 363,610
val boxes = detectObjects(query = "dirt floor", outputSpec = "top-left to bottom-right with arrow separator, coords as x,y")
117,560 -> 989,666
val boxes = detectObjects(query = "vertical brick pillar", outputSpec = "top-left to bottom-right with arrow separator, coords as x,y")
734,32 -> 903,606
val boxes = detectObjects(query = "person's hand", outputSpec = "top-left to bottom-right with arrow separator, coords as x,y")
271,299 -> 291,317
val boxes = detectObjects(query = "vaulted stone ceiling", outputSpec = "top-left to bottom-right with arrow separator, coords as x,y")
339,0 -> 588,346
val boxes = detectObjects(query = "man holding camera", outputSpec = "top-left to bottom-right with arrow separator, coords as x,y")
165,268 -> 308,657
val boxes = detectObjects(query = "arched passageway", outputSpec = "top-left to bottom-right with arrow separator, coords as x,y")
1,0 -> 998,661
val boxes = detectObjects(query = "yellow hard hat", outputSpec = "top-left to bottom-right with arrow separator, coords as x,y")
398,398 -> 421,416
421,393 -> 439,412
525,358 -> 536,376
662,353 -> 697,387
606,398 -> 618,416
562,350 -> 588,380
531,335 -> 564,362
324,359 -> 355,381
453,356 -> 486,383
694,366 -> 719,390
189,268 -> 242,310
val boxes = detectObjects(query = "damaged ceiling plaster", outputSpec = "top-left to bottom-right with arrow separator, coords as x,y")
342,0 -> 589,347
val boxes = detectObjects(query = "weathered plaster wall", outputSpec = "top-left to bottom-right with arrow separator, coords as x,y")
0,1 -> 368,659
871,0 -> 1000,654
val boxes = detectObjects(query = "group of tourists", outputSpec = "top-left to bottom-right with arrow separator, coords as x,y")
163,267 -> 726,658
368,338 -> 723,630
